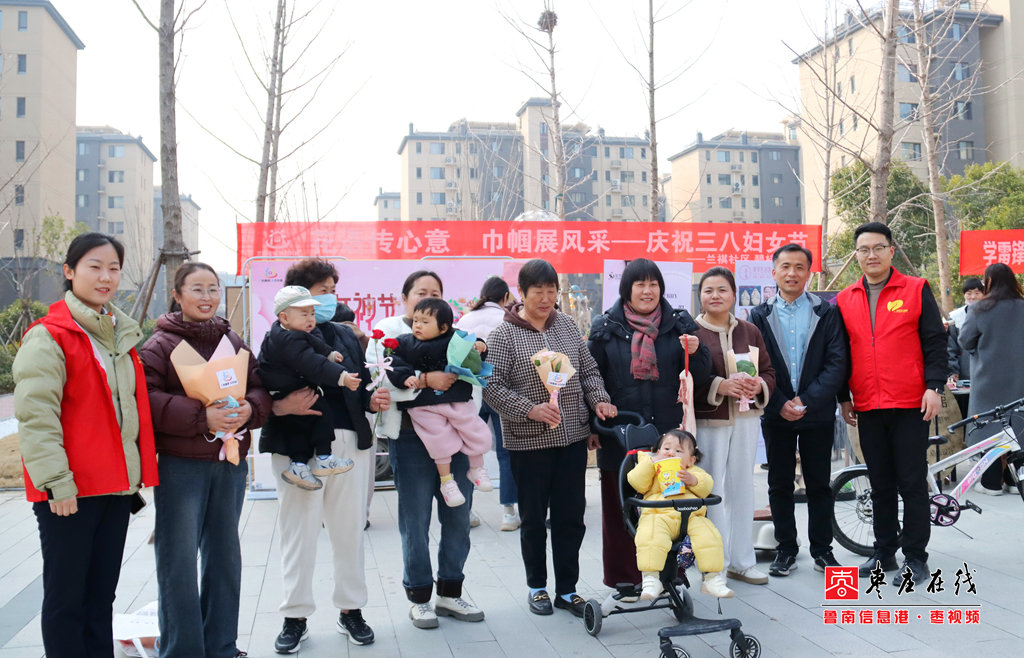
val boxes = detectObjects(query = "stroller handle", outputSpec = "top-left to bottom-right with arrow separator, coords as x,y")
625,493 -> 722,511
592,410 -> 646,435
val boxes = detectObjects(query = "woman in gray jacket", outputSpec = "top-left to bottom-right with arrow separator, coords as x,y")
959,262 -> 1024,494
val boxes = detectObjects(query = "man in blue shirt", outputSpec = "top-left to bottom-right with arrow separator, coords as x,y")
749,244 -> 849,576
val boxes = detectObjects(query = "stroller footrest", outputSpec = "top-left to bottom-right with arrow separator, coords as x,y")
657,616 -> 743,638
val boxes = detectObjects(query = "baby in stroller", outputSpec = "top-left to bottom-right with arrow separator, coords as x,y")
627,429 -> 733,600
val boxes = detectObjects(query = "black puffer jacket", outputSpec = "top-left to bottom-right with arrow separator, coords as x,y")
588,299 -> 712,471
388,331 -> 473,408
318,321 -> 376,450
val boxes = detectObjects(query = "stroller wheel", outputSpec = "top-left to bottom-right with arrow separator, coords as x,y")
583,599 -> 602,637
729,634 -> 761,658
658,643 -> 689,658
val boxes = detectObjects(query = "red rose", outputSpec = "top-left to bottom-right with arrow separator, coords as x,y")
383,338 -> 399,349
371,329 -> 385,340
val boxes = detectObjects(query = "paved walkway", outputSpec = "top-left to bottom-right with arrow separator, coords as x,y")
1,460 -> 1023,657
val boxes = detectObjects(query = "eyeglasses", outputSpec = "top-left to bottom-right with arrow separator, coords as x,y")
854,244 -> 891,257
185,287 -> 221,299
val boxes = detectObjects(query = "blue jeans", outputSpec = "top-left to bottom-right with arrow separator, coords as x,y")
154,454 -> 248,658
480,399 -> 516,506
390,427 -> 473,603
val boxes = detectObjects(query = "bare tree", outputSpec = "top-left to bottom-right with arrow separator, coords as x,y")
870,0 -> 901,225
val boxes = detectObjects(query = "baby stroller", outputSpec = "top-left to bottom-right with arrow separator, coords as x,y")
586,411 -> 761,658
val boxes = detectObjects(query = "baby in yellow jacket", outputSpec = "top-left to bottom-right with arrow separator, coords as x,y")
627,429 -> 733,599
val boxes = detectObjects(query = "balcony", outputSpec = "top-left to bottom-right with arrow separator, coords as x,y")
610,159 -> 622,169
610,180 -> 622,192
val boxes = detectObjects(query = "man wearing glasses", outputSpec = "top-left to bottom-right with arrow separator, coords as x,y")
836,222 -> 947,587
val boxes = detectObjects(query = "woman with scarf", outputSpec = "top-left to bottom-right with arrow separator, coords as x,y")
588,258 -> 712,596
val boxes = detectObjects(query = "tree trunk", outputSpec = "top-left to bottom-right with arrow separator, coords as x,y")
256,0 -> 285,223
546,29 -> 566,220
267,11 -> 286,223
871,0 -> 899,225
159,0 -> 185,304
648,0 -> 659,222
913,0 -> 954,313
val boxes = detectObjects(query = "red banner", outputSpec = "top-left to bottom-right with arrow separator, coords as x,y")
959,229 -> 1024,274
236,221 -> 821,275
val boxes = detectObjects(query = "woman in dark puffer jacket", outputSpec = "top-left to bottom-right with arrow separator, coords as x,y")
140,262 -> 271,658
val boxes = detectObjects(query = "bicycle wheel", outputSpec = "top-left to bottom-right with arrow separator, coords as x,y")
831,467 -> 886,557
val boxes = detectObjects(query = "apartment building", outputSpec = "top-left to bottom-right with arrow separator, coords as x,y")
793,1 -> 1003,227
373,187 -> 400,220
395,98 -> 653,221
0,0 -> 82,261
151,187 -> 201,315
665,130 -> 801,224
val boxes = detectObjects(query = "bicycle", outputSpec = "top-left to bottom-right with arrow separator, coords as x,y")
830,396 -> 1024,556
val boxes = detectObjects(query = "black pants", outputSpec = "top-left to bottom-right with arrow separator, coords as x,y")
284,398 -> 335,462
34,494 -> 132,658
858,408 -> 930,563
509,439 -> 587,596
763,421 -> 835,558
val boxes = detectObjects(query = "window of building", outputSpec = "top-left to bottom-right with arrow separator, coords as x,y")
706,197 -> 712,208
717,174 -> 731,185
492,165 -> 504,177
641,148 -> 647,159
15,140 -> 25,162
491,141 -> 500,152
641,171 -> 648,182
954,62 -> 970,81
470,168 -> 477,179
768,150 -> 781,160
852,115 -> 859,130
415,167 -> 422,179
77,169 -> 87,182
429,167 -> 444,179
770,197 -> 783,208
741,197 -> 747,209
606,195 -> 612,207
839,119 -> 845,136
540,122 -> 548,135
850,76 -> 856,93
620,147 -> 634,159
956,101 -> 972,120
958,141 -> 974,160
706,174 -> 711,184
17,10 -> 27,31
751,151 -> 758,163
108,145 -> 124,157
740,174 -> 746,185
430,192 -> 445,205
78,142 -> 89,155
16,97 -> 25,118
705,150 -> 710,161
752,175 -> 759,186
622,195 -> 635,207
109,170 -> 125,183
415,142 -> 421,154
619,171 -> 634,183
14,229 -> 24,250
587,146 -> 597,157
716,151 -> 730,163
416,192 -> 423,205
455,143 -> 461,155
605,146 -> 611,157
394,198 -> 401,209
788,127 -> 797,140
897,64 -> 918,83
605,170 -> 611,181
719,197 -> 732,209
569,191 -> 585,204
429,142 -> 444,155
108,221 -> 124,234
899,102 -> 919,120
841,155 -> 847,167
642,195 -> 649,206
469,142 -> 477,154
76,194 -> 88,208
837,81 -> 842,98
897,25 -> 915,43
900,142 -> 922,160
17,54 -> 26,74
848,38 -> 854,55
591,170 -> 598,181
570,166 -> 585,179
753,197 -> 760,209
770,173 -> 783,184
951,23 -> 963,41
108,196 -> 125,209
491,190 -> 502,203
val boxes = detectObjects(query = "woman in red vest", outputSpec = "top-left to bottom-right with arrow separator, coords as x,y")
13,232 -> 159,658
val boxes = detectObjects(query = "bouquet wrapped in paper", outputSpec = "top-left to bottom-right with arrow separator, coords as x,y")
443,329 -> 493,390
531,350 -> 576,428
726,347 -> 759,412
170,335 -> 250,464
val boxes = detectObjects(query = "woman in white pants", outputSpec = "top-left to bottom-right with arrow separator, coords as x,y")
692,267 -> 775,586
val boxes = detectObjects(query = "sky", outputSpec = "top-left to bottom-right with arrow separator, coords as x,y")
56,0 -> 834,273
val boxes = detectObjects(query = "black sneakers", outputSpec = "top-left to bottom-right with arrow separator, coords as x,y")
769,552 -> 798,577
813,551 -> 842,573
858,553 -> 899,577
338,609 -> 375,645
274,617 -> 308,654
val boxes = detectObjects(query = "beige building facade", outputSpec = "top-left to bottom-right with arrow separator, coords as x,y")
373,187 -> 400,220
0,0 -> 82,259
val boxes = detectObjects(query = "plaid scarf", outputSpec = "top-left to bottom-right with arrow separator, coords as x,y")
624,302 -> 661,380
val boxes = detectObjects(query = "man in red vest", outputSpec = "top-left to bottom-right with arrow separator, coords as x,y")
836,222 -> 947,587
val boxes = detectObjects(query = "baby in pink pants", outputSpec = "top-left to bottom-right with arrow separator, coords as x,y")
388,297 -> 494,507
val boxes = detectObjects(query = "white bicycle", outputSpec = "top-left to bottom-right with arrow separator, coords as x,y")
830,396 -> 1024,556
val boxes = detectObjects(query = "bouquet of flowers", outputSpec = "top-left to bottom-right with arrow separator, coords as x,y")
443,329 -> 493,390
531,350 -> 576,428
726,348 -> 759,412
169,335 -> 249,464
366,329 -> 399,392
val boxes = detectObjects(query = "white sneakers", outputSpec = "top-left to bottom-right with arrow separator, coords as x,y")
639,573 -> 663,601
500,512 -> 521,531
409,602 -> 438,629
727,566 -> 769,585
974,482 -> 1004,496
701,571 -> 735,598
410,597 -> 485,629
468,467 -> 494,492
439,479 -> 466,507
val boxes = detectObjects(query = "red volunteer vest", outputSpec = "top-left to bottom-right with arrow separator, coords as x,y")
837,268 -> 927,412
22,300 -> 158,502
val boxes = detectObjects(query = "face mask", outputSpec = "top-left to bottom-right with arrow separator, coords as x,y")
312,294 -> 338,323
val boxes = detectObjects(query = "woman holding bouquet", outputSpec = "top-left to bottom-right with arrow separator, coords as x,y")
588,258 -> 713,595
140,262 -> 271,657
366,270 -> 485,630
14,233 -> 159,658
484,259 -> 617,618
693,266 -> 775,586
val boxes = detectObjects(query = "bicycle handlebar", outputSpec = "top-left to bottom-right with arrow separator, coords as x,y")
947,395 -> 1024,432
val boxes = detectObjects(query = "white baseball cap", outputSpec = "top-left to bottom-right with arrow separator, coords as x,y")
273,285 -> 321,315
